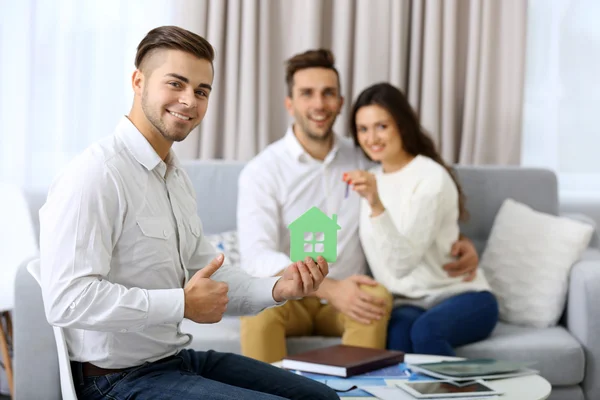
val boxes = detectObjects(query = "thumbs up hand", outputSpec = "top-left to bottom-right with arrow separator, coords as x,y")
183,254 -> 229,323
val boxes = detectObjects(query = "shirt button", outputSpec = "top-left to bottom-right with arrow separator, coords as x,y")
163,229 -> 168,237
70,302 -> 76,310
120,329 -> 127,333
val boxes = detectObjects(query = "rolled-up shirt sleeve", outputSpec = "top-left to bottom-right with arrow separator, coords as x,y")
40,156 -> 184,332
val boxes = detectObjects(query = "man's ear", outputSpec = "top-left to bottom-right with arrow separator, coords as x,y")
338,95 -> 345,114
131,69 -> 144,97
284,96 -> 294,117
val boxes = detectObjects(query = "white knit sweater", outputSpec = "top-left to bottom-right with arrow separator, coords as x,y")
359,155 -> 491,309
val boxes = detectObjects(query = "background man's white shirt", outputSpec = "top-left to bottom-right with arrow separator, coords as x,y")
237,126 -> 372,280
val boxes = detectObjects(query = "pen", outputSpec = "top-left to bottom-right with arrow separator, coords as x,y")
345,181 -> 350,198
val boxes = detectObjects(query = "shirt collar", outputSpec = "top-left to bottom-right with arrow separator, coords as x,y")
115,116 -> 179,172
284,124 -> 341,164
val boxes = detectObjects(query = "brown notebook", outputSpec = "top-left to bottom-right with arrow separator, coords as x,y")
281,345 -> 405,377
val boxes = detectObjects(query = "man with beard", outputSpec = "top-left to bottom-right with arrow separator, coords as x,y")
38,26 -> 338,400
237,49 -> 480,363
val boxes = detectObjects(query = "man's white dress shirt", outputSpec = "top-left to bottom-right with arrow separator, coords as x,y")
39,117 -> 280,369
237,126 -> 370,280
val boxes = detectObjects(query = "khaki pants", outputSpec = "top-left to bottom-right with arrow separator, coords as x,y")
240,284 -> 393,363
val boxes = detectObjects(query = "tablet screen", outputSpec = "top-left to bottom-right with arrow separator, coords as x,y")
402,380 -> 495,395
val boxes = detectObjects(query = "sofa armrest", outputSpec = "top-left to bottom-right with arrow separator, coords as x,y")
561,212 -> 599,249
566,248 -> 600,400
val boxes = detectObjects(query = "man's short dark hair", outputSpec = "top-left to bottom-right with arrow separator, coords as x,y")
135,26 -> 214,72
285,49 -> 341,97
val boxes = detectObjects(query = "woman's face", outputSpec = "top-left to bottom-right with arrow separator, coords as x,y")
355,104 -> 404,164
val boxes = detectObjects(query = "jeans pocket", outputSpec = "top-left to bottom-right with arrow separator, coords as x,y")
78,376 -> 109,400
83,372 -> 127,398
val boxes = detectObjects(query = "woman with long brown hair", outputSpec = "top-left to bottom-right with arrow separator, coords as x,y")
343,83 -> 498,355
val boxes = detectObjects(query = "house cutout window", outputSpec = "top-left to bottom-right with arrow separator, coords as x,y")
288,207 -> 341,263
303,232 -> 325,253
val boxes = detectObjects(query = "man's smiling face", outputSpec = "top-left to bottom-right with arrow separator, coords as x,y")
285,67 -> 343,143
140,49 -> 214,143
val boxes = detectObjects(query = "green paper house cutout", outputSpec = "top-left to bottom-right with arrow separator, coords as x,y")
288,206 -> 341,263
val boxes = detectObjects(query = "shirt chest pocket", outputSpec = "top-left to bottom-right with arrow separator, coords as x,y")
135,217 -> 175,269
182,215 -> 202,261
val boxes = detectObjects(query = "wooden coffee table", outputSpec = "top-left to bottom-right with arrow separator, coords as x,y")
275,353 -> 552,400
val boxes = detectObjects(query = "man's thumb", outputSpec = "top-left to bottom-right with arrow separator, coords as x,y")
197,254 -> 225,278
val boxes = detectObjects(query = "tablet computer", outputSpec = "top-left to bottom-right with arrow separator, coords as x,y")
409,358 -> 535,377
396,379 -> 502,398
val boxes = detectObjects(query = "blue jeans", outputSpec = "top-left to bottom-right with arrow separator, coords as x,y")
71,349 -> 338,400
387,291 -> 499,356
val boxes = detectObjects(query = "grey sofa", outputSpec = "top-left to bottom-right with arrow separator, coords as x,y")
13,160 -> 600,400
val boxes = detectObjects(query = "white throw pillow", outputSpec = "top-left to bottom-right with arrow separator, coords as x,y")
204,230 -> 240,268
480,198 -> 594,328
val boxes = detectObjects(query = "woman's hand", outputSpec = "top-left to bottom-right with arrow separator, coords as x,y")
343,170 -> 385,217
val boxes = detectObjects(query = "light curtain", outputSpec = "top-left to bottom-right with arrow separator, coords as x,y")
0,0 -> 527,188
177,0 -> 527,165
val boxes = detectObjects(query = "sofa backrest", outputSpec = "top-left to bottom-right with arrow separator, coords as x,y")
179,160 -> 560,254
182,160 -> 246,234
454,165 -> 559,254
23,160 -> 559,254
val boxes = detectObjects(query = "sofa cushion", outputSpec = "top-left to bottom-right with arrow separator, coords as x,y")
549,387 -> 585,400
480,199 -> 594,328
204,230 -> 240,268
181,317 -> 340,356
455,322 -> 584,386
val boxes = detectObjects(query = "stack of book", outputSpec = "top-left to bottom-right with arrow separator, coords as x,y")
282,344 -> 405,378
282,345 -> 409,397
